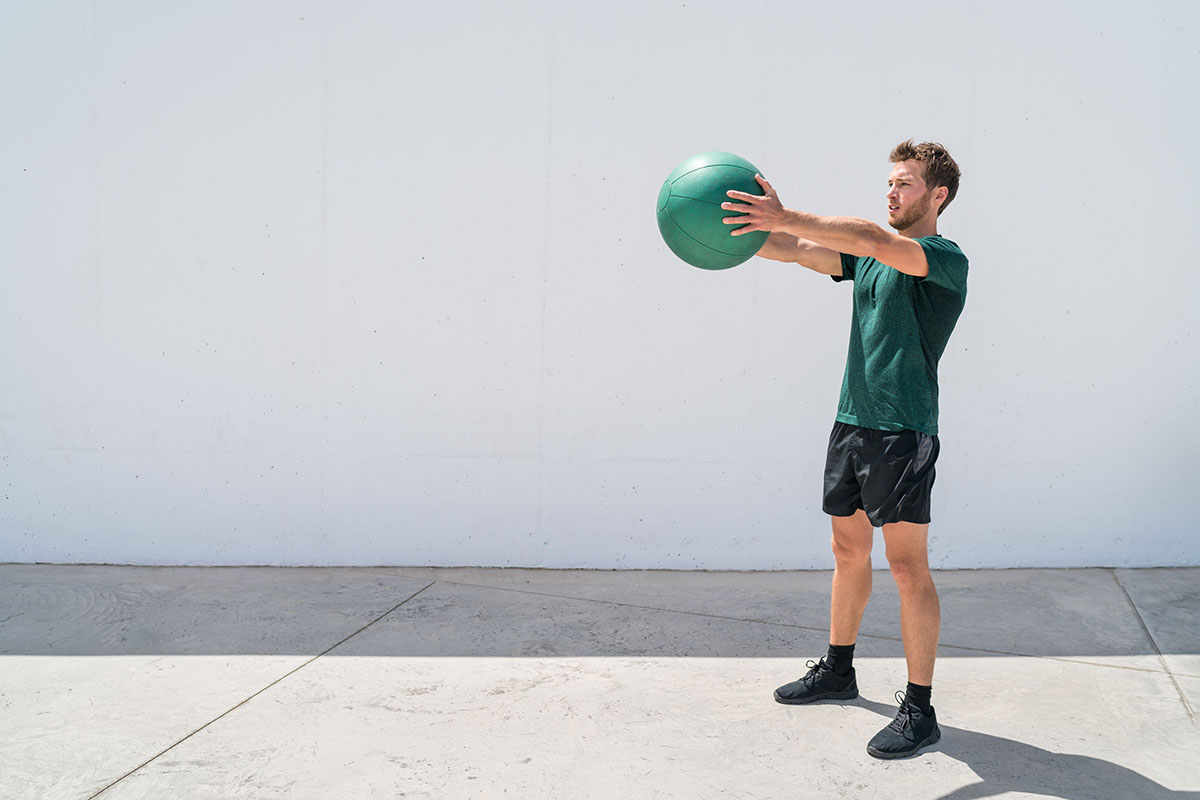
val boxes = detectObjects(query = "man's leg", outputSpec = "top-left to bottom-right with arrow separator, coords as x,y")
881,521 -> 939,685
830,509 -> 874,646
773,509 -> 872,705
867,520 -> 942,758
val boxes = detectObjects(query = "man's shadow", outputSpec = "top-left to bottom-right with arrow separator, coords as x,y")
856,697 -> 1198,800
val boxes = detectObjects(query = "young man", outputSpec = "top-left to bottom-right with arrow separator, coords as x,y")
722,140 -> 967,759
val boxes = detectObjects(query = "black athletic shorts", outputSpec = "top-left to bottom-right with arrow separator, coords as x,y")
822,421 -> 939,527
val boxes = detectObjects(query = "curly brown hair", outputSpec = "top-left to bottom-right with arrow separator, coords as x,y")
890,139 -> 961,216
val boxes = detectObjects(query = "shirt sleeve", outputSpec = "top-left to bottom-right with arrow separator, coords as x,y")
832,252 -> 859,282
917,236 -> 968,295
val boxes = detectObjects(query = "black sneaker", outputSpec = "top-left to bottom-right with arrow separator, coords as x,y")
866,691 -> 942,759
774,658 -> 858,705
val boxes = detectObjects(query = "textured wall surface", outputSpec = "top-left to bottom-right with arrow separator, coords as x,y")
1,1 -> 1197,567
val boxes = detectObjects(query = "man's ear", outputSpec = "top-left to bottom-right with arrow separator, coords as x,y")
933,185 -> 949,210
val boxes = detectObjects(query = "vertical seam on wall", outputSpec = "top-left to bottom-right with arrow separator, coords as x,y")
315,0 -> 332,537
533,1 -> 557,557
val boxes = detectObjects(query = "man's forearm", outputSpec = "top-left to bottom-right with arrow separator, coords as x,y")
757,232 -> 842,275
777,210 -> 888,260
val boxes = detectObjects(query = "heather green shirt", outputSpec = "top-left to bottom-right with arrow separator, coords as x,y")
834,235 -> 968,435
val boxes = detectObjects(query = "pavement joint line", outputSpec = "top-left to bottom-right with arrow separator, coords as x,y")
410,576 -> 1180,676
85,580 -> 437,799
1111,569 -> 1196,723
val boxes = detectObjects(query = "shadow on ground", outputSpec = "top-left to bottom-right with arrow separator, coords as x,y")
856,697 -> 1199,800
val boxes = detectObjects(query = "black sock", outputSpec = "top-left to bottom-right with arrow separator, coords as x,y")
905,682 -> 933,714
825,643 -> 855,676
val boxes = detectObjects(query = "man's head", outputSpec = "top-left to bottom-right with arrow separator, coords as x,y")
886,140 -> 961,233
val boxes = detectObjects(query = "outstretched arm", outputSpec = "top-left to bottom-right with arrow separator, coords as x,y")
723,175 -> 929,277
756,231 -> 843,276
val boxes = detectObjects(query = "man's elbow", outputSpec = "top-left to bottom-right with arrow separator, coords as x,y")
869,231 -> 929,277
900,252 -> 930,277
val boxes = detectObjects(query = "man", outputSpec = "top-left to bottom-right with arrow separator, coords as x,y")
722,140 -> 966,759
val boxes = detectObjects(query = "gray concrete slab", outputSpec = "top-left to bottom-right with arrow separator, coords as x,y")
393,566 -> 1169,667
333,578 -> 834,658
0,654 -> 306,800
0,564 -> 1196,800
1177,674 -> 1200,732
1115,568 -> 1200,676
70,656 -> 1200,800
0,564 -> 432,655
0,565 -> 431,799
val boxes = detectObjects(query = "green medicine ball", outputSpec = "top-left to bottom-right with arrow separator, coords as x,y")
656,151 -> 769,270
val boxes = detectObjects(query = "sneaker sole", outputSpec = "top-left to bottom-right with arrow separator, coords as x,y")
866,725 -> 941,759
773,687 -> 859,705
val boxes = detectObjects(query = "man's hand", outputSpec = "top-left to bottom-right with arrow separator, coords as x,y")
721,174 -> 789,235
723,175 -> 930,277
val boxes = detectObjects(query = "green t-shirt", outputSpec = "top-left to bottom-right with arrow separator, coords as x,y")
834,235 -> 968,435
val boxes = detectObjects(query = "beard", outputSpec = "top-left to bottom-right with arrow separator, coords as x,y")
888,190 -> 934,232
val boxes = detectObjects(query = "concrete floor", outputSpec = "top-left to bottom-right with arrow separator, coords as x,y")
0,564 -> 1197,799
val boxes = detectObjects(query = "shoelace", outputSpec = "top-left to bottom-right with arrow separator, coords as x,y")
800,659 -> 824,686
888,690 -> 918,733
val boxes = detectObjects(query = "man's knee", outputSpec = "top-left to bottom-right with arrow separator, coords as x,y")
831,513 -> 873,563
832,534 -> 870,562
882,522 -> 932,587
885,553 -> 932,589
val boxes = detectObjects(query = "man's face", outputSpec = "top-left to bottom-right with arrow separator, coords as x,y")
886,160 -> 937,232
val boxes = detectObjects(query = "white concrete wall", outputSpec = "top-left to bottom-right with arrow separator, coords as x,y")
1,1 -> 1197,568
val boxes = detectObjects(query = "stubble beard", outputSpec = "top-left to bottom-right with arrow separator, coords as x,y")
888,191 -> 933,234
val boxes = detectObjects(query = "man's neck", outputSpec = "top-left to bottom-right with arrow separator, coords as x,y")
899,214 -> 939,239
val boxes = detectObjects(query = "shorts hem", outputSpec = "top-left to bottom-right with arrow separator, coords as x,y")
823,510 -> 932,527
